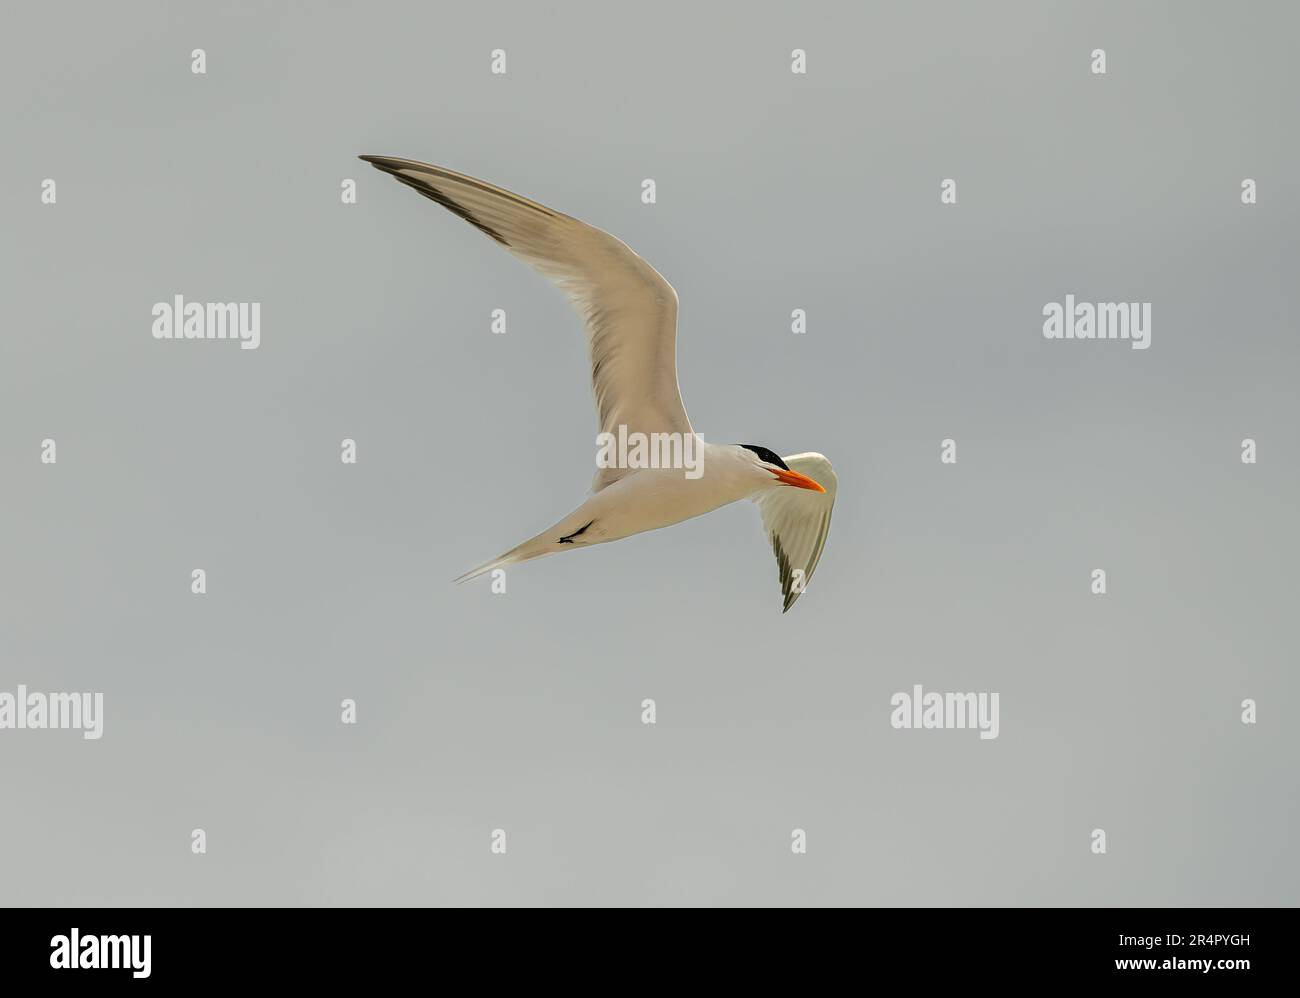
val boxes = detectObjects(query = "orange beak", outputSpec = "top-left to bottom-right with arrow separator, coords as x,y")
771,467 -> 826,493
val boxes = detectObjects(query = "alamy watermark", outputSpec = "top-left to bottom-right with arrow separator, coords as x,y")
1043,295 -> 1151,350
890,684 -> 999,740
152,294 -> 261,350
0,685 -> 103,740
50,929 -> 150,978
596,425 -> 705,479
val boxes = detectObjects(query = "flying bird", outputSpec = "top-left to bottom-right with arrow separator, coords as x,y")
361,155 -> 837,611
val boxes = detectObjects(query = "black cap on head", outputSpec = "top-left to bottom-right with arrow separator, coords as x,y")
739,444 -> 789,471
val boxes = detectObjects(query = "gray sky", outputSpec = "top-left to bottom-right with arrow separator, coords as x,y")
1,0 -> 1296,905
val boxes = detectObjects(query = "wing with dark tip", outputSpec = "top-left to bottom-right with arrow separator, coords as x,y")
360,155 -> 692,493
753,453 -> 838,612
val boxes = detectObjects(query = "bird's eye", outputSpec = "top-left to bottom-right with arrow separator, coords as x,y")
739,444 -> 789,471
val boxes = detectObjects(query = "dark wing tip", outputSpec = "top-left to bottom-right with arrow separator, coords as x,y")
358,155 -> 423,179
358,155 -> 406,174
359,156 -> 511,246
771,532 -> 801,613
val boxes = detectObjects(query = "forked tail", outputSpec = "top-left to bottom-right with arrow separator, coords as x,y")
453,533 -> 557,584
454,502 -> 604,584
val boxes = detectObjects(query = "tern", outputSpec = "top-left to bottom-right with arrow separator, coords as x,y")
362,155 -> 838,611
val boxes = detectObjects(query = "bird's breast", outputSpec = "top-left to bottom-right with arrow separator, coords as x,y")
587,467 -> 751,541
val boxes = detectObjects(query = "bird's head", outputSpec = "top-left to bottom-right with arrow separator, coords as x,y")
737,444 -> 826,493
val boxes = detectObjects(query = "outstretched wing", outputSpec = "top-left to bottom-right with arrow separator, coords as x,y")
360,156 -> 691,493
753,453 -> 838,613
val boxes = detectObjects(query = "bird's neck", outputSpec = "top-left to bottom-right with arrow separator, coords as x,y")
699,442 -> 767,499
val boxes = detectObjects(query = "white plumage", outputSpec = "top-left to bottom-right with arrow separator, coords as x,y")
363,156 -> 838,611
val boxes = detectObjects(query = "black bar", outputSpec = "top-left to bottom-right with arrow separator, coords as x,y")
0,908 -> 1281,985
